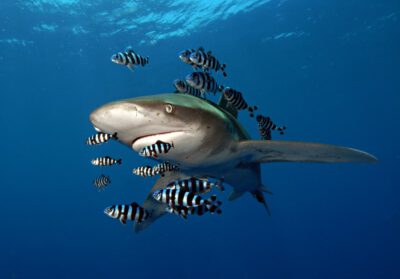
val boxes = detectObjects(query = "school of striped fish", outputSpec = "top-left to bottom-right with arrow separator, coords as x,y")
86,46 -> 287,229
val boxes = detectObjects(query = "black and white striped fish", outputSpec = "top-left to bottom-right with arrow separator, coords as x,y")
174,79 -> 203,98
259,126 -> 272,140
185,72 -> 223,95
132,165 -> 159,178
189,47 -> 227,77
166,198 -> 222,219
91,156 -> 122,166
111,47 -> 149,71
104,202 -> 149,225
256,115 -> 286,135
139,140 -> 174,158
222,87 -> 258,117
86,132 -> 117,146
93,174 -> 111,191
178,48 -> 198,69
166,177 -> 224,194
154,162 -> 180,177
152,188 -> 212,208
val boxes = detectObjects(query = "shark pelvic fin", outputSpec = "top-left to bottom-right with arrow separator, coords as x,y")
252,190 -> 271,216
228,189 -> 245,201
260,185 -> 273,195
238,140 -> 377,164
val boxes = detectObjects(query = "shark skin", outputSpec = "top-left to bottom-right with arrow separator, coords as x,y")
89,93 -> 377,232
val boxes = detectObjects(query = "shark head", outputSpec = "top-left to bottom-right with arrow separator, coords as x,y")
90,93 -> 247,167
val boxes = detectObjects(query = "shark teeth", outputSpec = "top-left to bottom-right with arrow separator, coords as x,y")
94,127 -> 102,132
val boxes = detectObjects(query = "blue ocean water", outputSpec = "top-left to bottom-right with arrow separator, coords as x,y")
0,0 -> 399,278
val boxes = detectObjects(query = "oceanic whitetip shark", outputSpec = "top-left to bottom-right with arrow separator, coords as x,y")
89,93 -> 377,232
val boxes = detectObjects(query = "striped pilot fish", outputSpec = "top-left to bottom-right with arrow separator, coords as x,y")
256,115 -> 286,136
139,140 -> 174,158
259,126 -> 272,141
132,165 -> 159,178
174,79 -> 203,98
104,202 -> 149,225
154,162 -> 179,177
166,177 -> 224,194
91,156 -> 122,166
111,47 -> 149,71
86,132 -> 117,146
152,188 -> 213,208
189,47 -> 228,77
185,72 -> 223,95
166,198 -> 222,220
222,87 -> 258,117
93,174 -> 111,191
178,48 -> 198,69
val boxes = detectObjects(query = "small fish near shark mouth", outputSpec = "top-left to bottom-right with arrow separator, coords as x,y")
131,131 -> 184,147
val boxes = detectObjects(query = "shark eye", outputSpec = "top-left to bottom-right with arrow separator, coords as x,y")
165,104 -> 174,114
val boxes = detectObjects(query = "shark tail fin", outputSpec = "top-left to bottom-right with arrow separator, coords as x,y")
252,189 -> 271,216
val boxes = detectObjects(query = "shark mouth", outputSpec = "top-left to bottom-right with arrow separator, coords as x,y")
131,131 -> 185,150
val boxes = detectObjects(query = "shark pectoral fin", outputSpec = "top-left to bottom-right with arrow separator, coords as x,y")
134,171 -> 190,233
238,140 -> 378,164
228,189 -> 245,201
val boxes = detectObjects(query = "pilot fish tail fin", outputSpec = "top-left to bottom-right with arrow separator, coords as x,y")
238,140 -> 378,164
215,179 -> 225,192
117,159 -> 122,165
221,64 -> 227,77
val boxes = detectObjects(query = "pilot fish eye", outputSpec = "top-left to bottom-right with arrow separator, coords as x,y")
165,104 -> 174,113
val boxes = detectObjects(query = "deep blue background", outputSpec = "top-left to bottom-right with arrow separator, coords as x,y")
1,1 -> 399,278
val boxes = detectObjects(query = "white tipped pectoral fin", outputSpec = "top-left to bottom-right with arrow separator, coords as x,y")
238,140 -> 378,164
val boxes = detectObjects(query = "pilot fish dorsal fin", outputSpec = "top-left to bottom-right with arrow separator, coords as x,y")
125,46 -> 134,53
218,94 -> 238,118
237,140 -> 378,164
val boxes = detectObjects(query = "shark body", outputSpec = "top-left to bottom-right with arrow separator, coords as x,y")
90,93 -> 377,232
